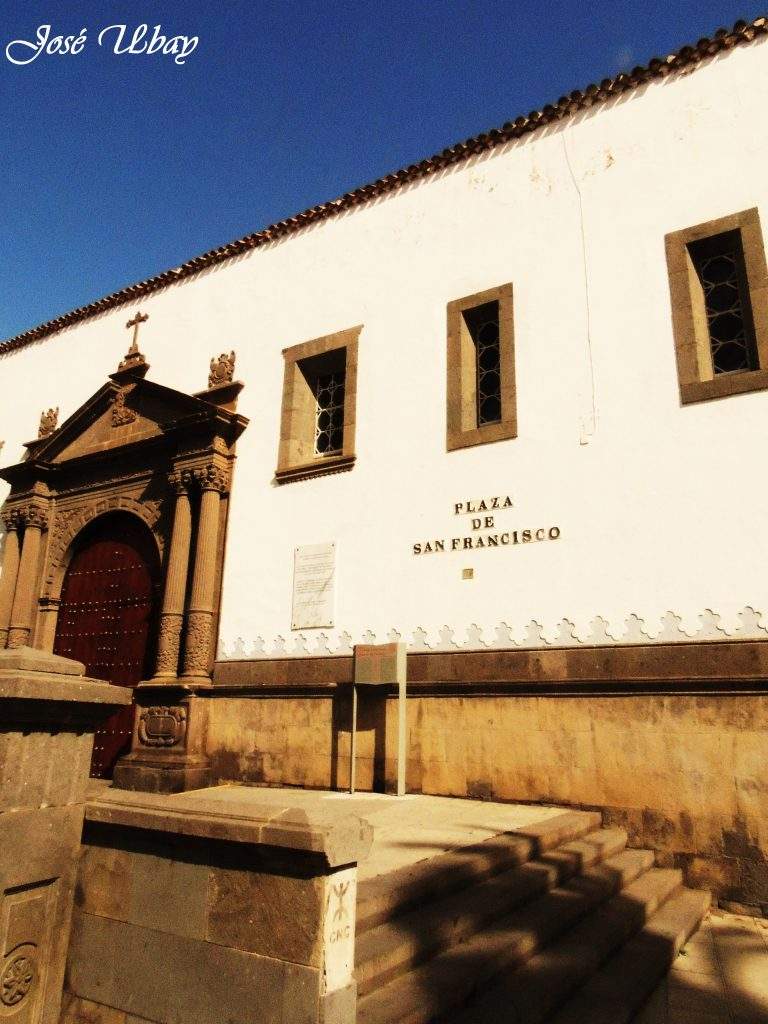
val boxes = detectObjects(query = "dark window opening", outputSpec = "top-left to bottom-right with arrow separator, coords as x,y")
464,301 -> 502,425
688,230 -> 758,376
297,346 -> 347,458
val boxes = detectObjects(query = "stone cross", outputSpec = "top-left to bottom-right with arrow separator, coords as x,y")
125,311 -> 149,353
118,312 -> 149,374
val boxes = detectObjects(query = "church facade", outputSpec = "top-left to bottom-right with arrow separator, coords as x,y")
1,18 -> 767,907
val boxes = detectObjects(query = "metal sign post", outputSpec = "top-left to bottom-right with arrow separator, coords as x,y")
350,642 -> 407,796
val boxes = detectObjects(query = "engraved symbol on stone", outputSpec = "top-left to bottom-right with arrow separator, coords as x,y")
332,881 -> 349,922
0,953 -> 36,1007
208,350 -> 236,388
138,705 -> 187,747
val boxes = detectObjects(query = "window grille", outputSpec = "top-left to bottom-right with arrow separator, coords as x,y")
446,284 -> 515,451
314,371 -> 345,455
276,328 -> 359,483
464,302 -> 502,425
689,230 -> 758,375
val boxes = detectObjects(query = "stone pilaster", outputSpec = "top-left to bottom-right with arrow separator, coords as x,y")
0,512 -> 21,648
37,595 -> 62,652
152,471 -> 193,680
7,505 -> 47,649
181,463 -> 227,683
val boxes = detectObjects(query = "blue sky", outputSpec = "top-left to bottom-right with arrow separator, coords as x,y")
0,0 -> 759,339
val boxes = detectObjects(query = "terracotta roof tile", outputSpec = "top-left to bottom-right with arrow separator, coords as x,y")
1,15 -> 766,355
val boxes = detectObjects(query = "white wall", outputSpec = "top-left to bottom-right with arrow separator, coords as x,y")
3,39 -> 768,657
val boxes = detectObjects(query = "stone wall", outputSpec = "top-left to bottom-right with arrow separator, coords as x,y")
0,648 -> 130,1024
62,788 -> 370,1024
208,644 -> 768,907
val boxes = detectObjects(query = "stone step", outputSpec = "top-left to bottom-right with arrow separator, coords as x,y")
357,810 -> 602,936
355,846 -> 653,1024
445,866 -> 684,1024
550,888 -> 711,1024
356,828 -> 628,998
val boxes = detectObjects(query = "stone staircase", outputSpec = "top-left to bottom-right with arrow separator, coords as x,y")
354,810 -> 710,1024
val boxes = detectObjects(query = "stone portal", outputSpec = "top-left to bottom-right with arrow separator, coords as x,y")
0,324 -> 248,791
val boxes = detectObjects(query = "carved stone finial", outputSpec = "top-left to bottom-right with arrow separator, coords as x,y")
38,408 -> 59,439
208,351 -> 236,389
111,387 -> 136,427
118,311 -> 149,373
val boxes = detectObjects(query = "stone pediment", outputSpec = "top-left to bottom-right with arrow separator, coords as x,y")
18,375 -> 241,470
0,341 -> 246,495
30,378 -> 213,465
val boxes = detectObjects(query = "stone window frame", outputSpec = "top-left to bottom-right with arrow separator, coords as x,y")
276,326 -> 360,483
446,283 -> 516,452
665,207 -> 768,404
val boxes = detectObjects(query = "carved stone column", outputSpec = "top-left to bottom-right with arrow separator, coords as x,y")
112,462 -> 227,795
152,471 -> 193,680
181,463 -> 227,683
7,505 -> 47,649
0,512 -> 21,648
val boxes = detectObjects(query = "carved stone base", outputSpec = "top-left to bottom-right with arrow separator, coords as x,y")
6,626 -> 30,649
112,685 -> 212,794
112,752 -> 211,794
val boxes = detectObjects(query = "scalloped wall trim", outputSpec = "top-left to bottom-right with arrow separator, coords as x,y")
217,606 -> 768,659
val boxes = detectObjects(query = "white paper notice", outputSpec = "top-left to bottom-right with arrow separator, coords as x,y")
292,542 -> 336,629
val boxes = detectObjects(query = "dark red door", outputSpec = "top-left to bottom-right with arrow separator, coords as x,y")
53,513 -> 160,778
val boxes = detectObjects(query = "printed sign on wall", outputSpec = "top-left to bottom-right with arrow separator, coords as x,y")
292,542 -> 336,629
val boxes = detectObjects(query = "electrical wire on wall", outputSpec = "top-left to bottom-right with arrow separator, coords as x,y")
561,128 -> 597,444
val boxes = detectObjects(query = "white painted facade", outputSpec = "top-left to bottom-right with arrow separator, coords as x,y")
3,39 -> 768,657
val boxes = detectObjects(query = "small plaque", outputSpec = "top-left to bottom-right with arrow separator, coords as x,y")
354,642 -> 406,685
292,542 -> 336,630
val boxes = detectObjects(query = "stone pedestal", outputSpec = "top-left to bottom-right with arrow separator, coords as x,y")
0,647 -> 131,1024
62,786 -> 372,1024
112,684 -> 212,794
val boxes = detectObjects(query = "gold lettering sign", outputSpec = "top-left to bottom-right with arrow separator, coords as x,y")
412,496 -> 561,555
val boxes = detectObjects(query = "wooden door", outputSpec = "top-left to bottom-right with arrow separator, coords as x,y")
53,513 -> 160,778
